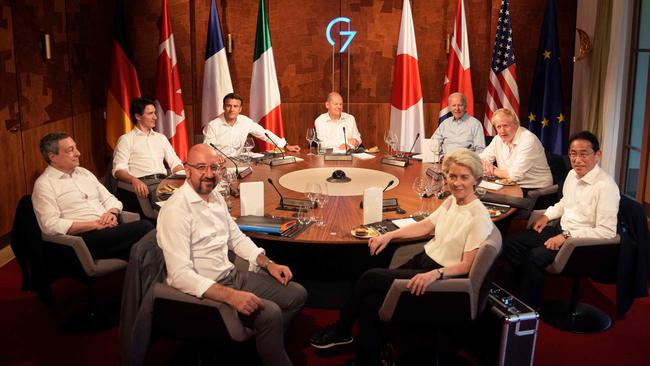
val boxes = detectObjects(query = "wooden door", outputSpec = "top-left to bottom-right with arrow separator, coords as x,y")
0,1 -> 27,237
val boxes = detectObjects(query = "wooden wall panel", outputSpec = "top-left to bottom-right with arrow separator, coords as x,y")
0,1 -> 27,236
67,0 -> 113,175
13,0 -> 72,129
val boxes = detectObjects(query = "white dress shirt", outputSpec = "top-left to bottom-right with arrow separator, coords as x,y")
544,165 -> 619,239
156,181 -> 264,298
203,114 -> 287,156
479,126 -> 552,189
432,113 -> 485,154
112,127 -> 183,178
314,112 -> 362,149
423,196 -> 493,266
32,165 -> 123,235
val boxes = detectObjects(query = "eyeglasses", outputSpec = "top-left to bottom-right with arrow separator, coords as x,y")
186,163 -> 224,173
568,151 -> 594,160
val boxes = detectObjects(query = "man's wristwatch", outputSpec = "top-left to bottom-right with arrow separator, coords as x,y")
562,230 -> 571,239
262,258 -> 274,269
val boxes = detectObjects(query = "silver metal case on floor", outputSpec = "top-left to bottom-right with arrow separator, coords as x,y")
487,282 -> 539,366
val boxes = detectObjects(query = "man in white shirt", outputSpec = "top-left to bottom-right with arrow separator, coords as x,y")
113,98 -> 185,217
157,143 -> 307,366
432,92 -> 485,154
479,108 -> 552,192
502,131 -> 620,307
32,132 -> 154,260
314,92 -> 362,150
203,93 -> 300,156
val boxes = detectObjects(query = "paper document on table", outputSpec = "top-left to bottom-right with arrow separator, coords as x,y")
352,152 -> 376,160
479,181 -> 503,191
392,218 -> 417,228
240,182 -> 264,216
421,139 -> 437,163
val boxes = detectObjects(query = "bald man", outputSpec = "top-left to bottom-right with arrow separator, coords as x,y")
314,92 -> 362,150
157,144 -> 307,366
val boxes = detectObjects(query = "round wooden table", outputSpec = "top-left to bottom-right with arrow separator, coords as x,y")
157,152 -> 522,245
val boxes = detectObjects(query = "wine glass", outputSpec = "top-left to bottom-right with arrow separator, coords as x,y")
306,128 -> 316,155
243,137 -> 255,161
315,183 -> 330,226
412,176 -> 428,216
383,130 -> 394,157
297,205 -> 310,225
305,182 -> 321,221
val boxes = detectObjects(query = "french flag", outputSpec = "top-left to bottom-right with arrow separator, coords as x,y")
389,0 -> 424,153
201,0 -> 233,126
439,0 -> 474,122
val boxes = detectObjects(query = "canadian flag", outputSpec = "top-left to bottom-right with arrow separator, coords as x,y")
438,0 -> 474,122
155,0 -> 188,161
389,0 -> 425,153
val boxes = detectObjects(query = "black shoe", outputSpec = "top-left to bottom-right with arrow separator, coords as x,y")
309,325 -> 354,349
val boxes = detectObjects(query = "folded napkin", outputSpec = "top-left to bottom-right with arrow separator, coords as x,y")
352,152 -> 376,160
479,180 -> 503,191
392,218 -> 417,228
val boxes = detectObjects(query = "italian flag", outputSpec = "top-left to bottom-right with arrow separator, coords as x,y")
249,0 -> 284,152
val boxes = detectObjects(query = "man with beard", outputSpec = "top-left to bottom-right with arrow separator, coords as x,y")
156,144 -> 307,366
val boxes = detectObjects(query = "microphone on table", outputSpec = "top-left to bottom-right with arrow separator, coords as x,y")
407,133 -> 421,156
267,178 -> 285,209
383,180 -> 394,192
343,126 -> 351,154
264,132 -> 285,160
209,143 -> 239,178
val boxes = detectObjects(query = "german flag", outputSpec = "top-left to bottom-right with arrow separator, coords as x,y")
105,0 -> 140,150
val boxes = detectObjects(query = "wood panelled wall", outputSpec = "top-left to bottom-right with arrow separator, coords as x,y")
0,0 -> 576,237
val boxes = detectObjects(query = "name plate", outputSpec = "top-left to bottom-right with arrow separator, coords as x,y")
381,157 -> 409,167
237,166 -> 253,179
264,157 -> 297,166
283,198 -> 316,208
324,154 -> 353,161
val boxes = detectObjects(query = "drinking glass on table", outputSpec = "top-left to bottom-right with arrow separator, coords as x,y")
243,137 -> 255,161
297,205 -> 310,225
306,128 -> 316,155
315,183 -> 330,227
305,182 -> 321,221
412,176 -> 429,216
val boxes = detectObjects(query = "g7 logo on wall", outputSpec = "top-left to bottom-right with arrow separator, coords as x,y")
326,17 -> 357,53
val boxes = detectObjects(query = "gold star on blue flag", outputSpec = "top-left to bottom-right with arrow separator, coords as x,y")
527,0 -> 565,155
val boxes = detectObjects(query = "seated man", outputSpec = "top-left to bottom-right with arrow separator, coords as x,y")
502,131 -> 619,308
203,93 -> 300,156
32,132 -> 154,260
314,92 -> 362,150
433,92 -> 485,154
112,97 -> 184,218
479,108 -> 552,193
157,144 -> 307,366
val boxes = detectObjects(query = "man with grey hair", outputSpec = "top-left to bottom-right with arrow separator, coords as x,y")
432,92 -> 486,154
314,92 -> 362,150
32,132 -> 153,260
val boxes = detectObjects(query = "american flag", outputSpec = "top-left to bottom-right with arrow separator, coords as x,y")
483,0 -> 519,136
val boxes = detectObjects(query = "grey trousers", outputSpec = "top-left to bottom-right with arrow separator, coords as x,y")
218,268 -> 308,366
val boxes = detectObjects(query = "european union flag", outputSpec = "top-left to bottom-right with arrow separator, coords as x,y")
527,0 -> 565,156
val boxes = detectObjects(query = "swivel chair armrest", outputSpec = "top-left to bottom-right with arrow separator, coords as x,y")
42,233 -> 96,276
547,235 -> 621,274
120,211 -> 140,223
378,278 -> 472,322
153,283 -> 253,342
526,210 -> 559,230
526,184 -> 558,200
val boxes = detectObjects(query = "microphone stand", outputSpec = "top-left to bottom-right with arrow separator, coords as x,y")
209,143 -> 253,179
267,178 -> 311,210
264,133 -> 296,166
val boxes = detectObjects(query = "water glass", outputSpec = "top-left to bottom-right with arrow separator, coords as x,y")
297,205 -> 310,225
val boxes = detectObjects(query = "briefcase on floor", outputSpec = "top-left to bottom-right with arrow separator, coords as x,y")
469,282 -> 539,366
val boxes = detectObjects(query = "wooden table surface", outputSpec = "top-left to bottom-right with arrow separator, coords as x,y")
158,152 -> 523,245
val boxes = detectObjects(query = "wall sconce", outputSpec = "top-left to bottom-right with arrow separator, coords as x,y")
43,33 -> 52,60
227,33 -> 233,54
